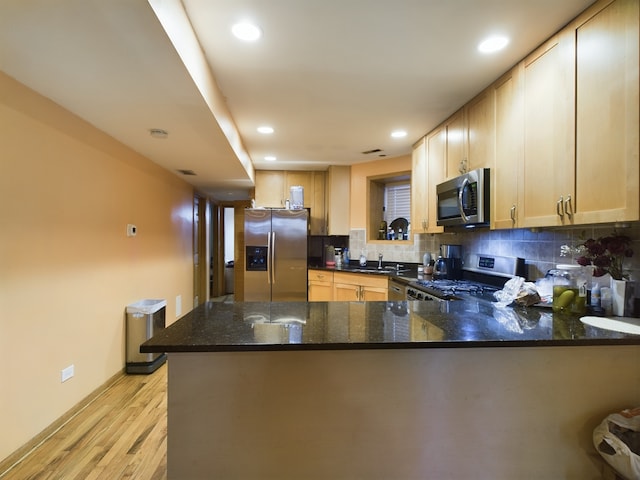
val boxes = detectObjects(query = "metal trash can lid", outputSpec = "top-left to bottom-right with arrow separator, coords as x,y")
126,299 -> 166,314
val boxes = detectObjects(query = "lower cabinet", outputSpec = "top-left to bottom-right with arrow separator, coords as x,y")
308,270 -> 389,301
333,272 -> 388,301
308,270 -> 334,301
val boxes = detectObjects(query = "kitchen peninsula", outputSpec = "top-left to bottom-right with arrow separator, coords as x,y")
142,300 -> 640,479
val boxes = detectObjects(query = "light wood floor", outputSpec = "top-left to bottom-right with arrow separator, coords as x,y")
0,364 -> 168,480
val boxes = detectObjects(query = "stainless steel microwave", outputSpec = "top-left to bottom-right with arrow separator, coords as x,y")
436,168 -> 490,227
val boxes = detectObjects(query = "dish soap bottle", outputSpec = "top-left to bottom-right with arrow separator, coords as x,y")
359,249 -> 367,267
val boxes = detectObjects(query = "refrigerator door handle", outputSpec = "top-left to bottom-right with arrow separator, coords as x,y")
267,231 -> 273,285
270,231 -> 276,284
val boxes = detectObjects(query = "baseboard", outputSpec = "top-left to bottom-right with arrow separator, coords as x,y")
0,368 -> 126,477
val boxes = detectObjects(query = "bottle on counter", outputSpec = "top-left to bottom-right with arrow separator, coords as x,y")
590,282 -> 601,308
552,264 -> 588,314
343,247 -> 350,264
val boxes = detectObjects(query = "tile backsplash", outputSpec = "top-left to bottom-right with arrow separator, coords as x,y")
350,223 -> 640,281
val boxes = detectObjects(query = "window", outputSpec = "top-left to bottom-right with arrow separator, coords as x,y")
384,182 -> 411,225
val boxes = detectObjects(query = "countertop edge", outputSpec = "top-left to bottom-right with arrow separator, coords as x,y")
141,337 -> 640,353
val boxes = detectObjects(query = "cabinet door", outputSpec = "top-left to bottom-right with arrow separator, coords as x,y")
255,171 -> 284,207
334,282 -> 360,301
411,137 -> 428,233
466,88 -> 494,172
426,128 -> 445,233
311,171 -> 326,235
308,282 -> 334,301
326,166 -> 350,235
493,66 -> 524,229
445,109 -> 466,179
360,285 -> 388,301
521,31 -> 575,228
573,0 -> 639,224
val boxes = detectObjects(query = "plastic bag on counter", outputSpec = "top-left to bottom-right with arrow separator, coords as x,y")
593,407 -> 640,480
493,277 -> 541,307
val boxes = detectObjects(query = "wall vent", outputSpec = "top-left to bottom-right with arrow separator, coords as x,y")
177,169 -> 197,176
361,148 -> 383,155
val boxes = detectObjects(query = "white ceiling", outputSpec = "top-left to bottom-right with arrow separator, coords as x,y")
0,0 -> 595,201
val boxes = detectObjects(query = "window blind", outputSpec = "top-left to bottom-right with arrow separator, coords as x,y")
384,182 -> 411,224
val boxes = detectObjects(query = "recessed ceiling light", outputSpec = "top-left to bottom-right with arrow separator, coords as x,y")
264,156 -> 277,161
232,22 -> 262,42
257,126 -> 274,134
391,130 -> 407,138
478,35 -> 509,54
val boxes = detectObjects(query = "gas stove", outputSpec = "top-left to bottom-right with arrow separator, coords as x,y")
407,253 -> 525,302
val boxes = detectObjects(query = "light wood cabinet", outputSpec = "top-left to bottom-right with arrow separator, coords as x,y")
411,131 -> 444,235
333,272 -> 388,301
325,165 -> 350,235
254,170 -> 327,234
308,269 -> 334,301
411,137 -> 428,234
521,30 -> 576,228
492,66 -> 524,229
425,128 -> 446,233
254,171 -> 285,208
466,89 -> 495,174
444,109 -> 466,179
572,0 -> 639,224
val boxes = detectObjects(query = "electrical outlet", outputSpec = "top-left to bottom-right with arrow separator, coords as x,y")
126,224 -> 137,237
61,365 -> 74,383
176,295 -> 182,317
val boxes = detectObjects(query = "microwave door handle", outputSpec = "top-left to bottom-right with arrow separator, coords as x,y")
457,178 -> 470,223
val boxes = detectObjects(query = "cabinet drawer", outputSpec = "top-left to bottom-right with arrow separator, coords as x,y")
333,272 -> 389,289
308,270 -> 334,282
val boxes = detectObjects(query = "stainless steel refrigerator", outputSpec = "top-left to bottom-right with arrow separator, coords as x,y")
244,208 -> 308,301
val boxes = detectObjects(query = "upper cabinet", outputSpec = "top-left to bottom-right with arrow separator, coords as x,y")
411,137 -> 428,233
520,30 -> 576,228
572,0 -> 639,225
325,165 -> 351,235
492,66 -> 524,229
444,109 -> 466,178
254,170 -> 326,234
493,0 -> 638,229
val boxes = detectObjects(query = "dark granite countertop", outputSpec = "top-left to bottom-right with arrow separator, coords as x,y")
140,300 -> 640,353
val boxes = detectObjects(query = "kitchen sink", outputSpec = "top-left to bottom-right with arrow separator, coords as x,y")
580,316 -> 640,335
348,268 -> 391,274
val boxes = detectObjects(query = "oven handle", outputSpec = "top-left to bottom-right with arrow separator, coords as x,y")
457,177 -> 470,223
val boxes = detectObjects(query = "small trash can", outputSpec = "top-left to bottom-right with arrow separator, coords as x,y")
126,299 -> 166,374
225,261 -> 235,294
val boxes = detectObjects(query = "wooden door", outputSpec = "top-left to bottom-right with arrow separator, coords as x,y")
521,30 -> 575,228
445,109 -> 466,179
466,88 -> 494,172
573,0 -> 639,224
426,127 -> 445,233
411,137 -> 428,233
493,66 -> 524,229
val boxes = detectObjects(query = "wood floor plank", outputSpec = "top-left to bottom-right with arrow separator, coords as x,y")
0,364 -> 167,480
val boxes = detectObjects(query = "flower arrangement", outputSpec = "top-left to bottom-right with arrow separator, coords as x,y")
574,231 -> 634,280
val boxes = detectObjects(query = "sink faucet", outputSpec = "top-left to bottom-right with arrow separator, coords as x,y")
378,253 -> 383,269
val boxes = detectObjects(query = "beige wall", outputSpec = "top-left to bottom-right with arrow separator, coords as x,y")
0,72 -> 194,460
349,154 -> 412,230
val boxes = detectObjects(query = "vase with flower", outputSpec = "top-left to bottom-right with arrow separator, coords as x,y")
575,231 -> 634,316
